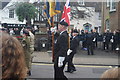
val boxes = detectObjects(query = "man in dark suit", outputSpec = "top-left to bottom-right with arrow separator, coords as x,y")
65,29 -> 79,73
86,32 -> 95,55
103,29 -> 111,51
54,21 -> 69,80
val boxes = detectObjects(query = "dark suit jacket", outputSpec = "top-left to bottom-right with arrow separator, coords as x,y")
86,33 -> 94,45
70,36 -> 79,54
54,31 -> 69,58
103,32 -> 111,44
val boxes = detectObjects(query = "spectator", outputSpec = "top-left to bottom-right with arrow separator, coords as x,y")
1,32 -> 27,80
100,68 -> 119,80
9,28 -> 15,35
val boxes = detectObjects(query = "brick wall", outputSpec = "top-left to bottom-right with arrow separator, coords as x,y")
102,2 -> 120,33
109,3 -> 118,32
118,2 -> 120,30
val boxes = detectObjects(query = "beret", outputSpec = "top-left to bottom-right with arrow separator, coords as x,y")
23,30 -> 29,36
59,21 -> 68,27
73,29 -> 79,33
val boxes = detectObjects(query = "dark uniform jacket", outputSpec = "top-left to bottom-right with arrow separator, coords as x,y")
103,32 -> 111,44
54,31 -> 69,59
115,32 -> 120,44
86,33 -> 94,45
70,36 -> 79,54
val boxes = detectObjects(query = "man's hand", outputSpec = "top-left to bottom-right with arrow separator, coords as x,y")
51,27 -> 57,33
110,39 -> 114,43
67,49 -> 72,56
58,57 -> 65,67
93,38 -> 96,42
58,62 -> 63,67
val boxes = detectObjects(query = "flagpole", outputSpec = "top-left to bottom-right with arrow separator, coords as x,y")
51,16 -> 54,62
68,26 -> 70,49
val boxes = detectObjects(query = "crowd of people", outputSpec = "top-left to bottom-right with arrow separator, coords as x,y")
69,28 -> 120,54
0,22 -> 120,80
53,28 -> 120,56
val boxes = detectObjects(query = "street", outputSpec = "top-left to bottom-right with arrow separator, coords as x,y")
0,1 -> 120,80
27,63 -> 114,79
28,48 -> 118,79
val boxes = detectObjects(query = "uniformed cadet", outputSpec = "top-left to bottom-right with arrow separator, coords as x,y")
103,30 -> 111,51
22,29 -> 34,76
86,31 -> 95,55
114,29 -> 120,52
94,31 -> 99,48
65,29 -> 79,73
81,30 -> 86,49
54,21 -> 69,80
97,34 -> 103,49
110,32 -> 115,51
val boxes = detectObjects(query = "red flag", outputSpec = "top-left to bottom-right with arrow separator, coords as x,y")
60,0 -> 71,26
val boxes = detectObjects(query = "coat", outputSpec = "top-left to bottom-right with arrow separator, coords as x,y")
70,36 -> 79,54
54,31 -> 69,59
22,36 -> 31,69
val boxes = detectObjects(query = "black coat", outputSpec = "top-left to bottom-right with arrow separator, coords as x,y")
54,31 -> 69,58
86,33 -> 94,45
70,36 -> 79,54
103,32 -> 111,44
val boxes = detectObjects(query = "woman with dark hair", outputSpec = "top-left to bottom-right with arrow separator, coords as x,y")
0,32 -> 27,80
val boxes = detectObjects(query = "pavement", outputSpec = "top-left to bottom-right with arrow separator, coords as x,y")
32,48 -> 119,66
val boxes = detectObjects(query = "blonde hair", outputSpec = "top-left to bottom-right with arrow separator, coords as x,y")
1,32 -> 27,80
101,68 -> 120,80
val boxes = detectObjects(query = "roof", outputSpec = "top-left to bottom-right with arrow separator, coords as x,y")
0,0 -> 11,9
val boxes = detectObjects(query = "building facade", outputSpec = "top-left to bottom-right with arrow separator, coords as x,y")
101,0 -> 120,33
0,0 -> 30,28
70,2 -> 102,33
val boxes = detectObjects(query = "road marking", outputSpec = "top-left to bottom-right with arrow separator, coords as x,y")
32,63 -> 54,66
32,63 -> 112,68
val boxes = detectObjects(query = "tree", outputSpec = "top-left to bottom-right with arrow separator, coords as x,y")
16,2 -> 37,27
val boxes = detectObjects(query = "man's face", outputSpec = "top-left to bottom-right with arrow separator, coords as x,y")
58,24 -> 64,32
72,33 -> 78,36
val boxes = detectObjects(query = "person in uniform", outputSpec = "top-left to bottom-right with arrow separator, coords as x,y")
110,31 -> 115,51
81,29 -> 86,49
54,21 -> 69,80
114,29 -> 120,53
22,29 -> 34,76
65,29 -> 79,73
86,31 -> 95,55
103,29 -> 111,51
94,30 -> 99,48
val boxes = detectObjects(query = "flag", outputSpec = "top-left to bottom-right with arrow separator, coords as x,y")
44,0 -> 61,26
49,0 -> 61,17
44,1 -> 51,25
60,0 -> 71,26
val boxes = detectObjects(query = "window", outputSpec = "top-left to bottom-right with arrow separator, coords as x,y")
106,0 -> 110,7
78,0 -> 85,6
9,9 -> 14,18
106,19 -> 110,29
110,0 -> 116,12
98,12 -> 101,20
